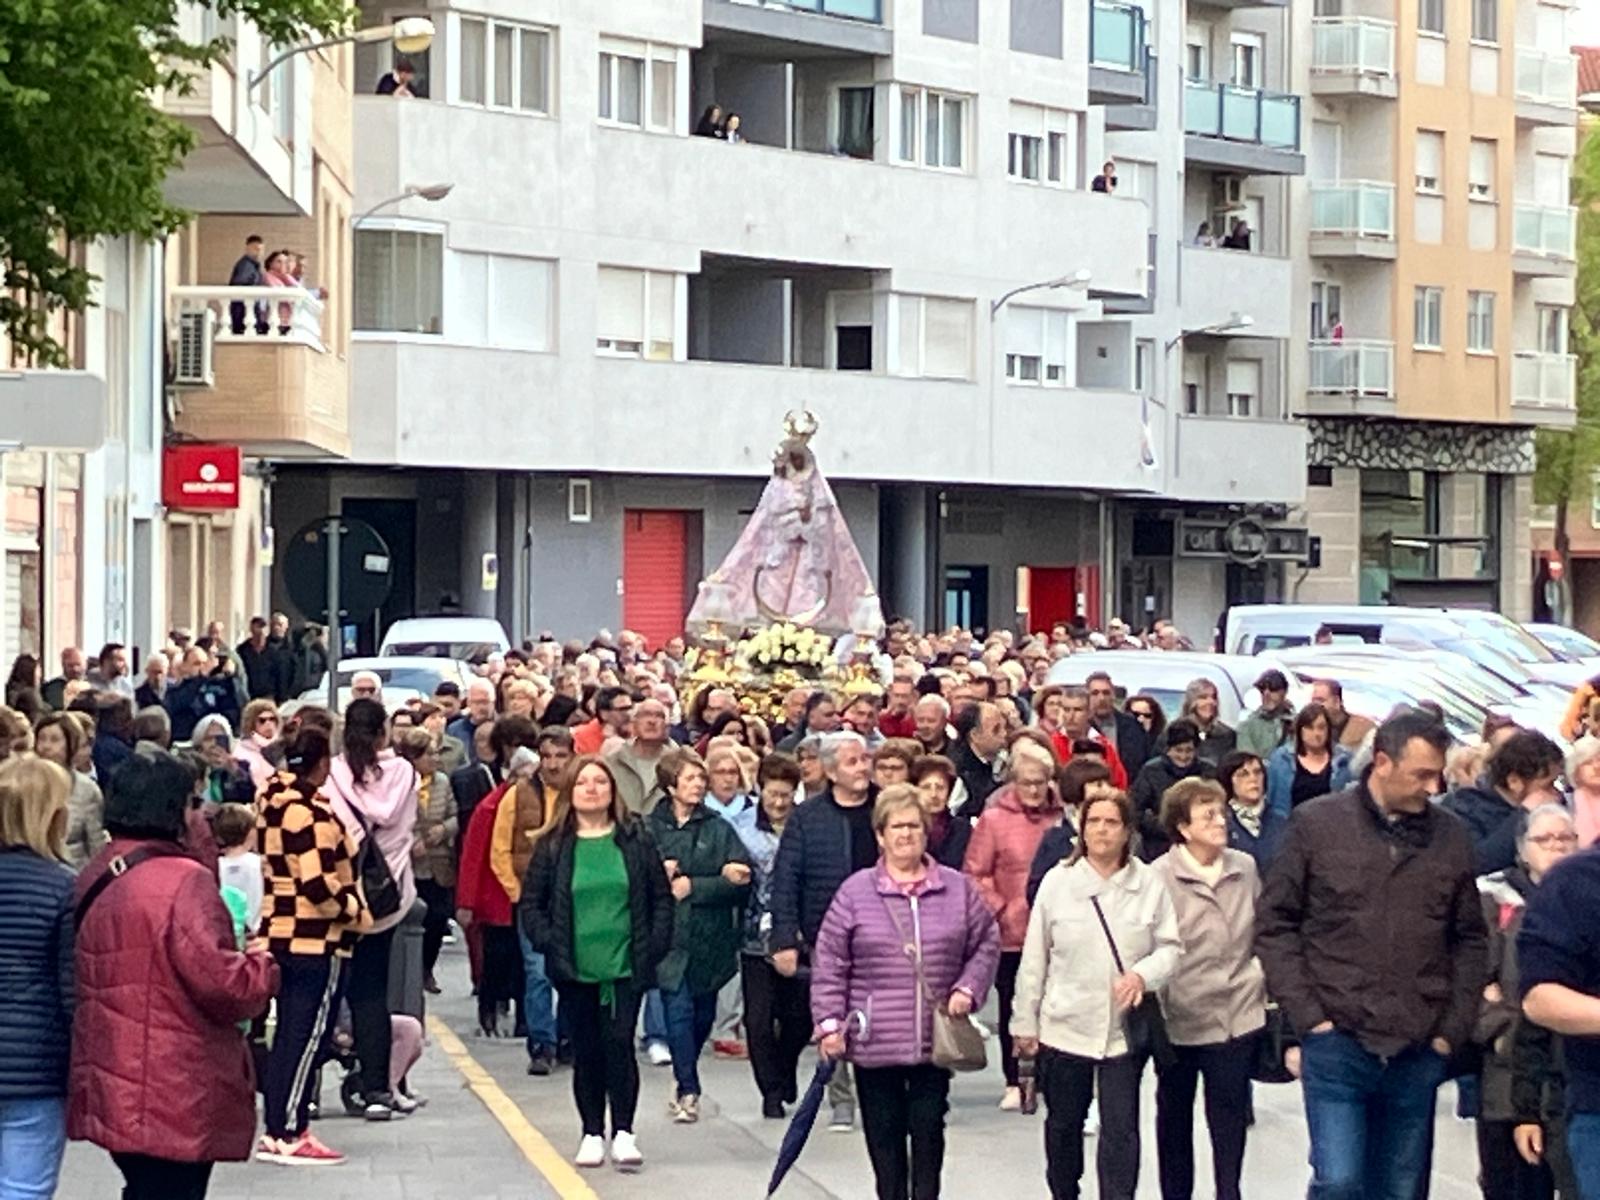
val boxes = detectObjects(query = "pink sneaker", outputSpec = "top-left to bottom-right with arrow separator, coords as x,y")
266,1132 -> 346,1167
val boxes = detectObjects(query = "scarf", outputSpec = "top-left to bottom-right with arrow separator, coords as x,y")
1229,799 -> 1262,839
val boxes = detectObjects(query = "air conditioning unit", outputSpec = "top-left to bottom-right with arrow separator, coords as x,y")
1211,175 -> 1246,209
174,309 -> 214,387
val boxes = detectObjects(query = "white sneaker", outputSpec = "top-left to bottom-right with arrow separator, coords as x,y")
611,1130 -> 643,1171
574,1134 -> 606,1168
1084,1096 -> 1101,1137
647,1042 -> 673,1067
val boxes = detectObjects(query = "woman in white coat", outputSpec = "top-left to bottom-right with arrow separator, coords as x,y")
1012,787 -> 1181,1200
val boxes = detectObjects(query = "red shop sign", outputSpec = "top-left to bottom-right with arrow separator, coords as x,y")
162,444 -> 242,510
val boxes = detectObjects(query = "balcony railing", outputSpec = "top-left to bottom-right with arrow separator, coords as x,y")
1309,181 -> 1396,239
1513,351 -> 1577,408
1184,81 -> 1301,150
1091,0 -> 1145,72
1309,339 -> 1394,397
1513,203 -> 1578,259
1515,48 -> 1578,108
758,0 -> 882,21
172,285 -> 327,349
1312,17 -> 1395,78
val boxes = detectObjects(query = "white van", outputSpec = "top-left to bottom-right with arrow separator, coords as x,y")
378,616 -> 511,665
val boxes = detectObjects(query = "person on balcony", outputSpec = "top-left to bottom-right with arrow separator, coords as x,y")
262,251 -> 297,337
1092,161 -> 1118,192
226,234 -> 266,336
376,58 -> 417,97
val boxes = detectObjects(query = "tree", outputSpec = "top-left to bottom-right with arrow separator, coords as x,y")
0,0 -> 348,365
1534,119 -> 1600,574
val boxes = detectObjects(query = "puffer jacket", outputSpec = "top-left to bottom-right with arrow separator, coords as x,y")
0,849 -> 75,1097
69,838 -> 279,1163
646,801 -> 750,994
1131,755 -> 1214,861
809,860 -> 999,1068
769,784 -> 880,957
962,783 -> 1064,950
326,749 -> 419,934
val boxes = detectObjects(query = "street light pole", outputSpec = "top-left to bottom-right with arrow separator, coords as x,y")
986,270 -> 1094,474
247,17 -> 435,93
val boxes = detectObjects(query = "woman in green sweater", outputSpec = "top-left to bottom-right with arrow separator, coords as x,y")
523,756 -> 673,1172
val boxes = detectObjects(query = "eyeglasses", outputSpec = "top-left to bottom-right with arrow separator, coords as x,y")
1527,833 -> 1579,849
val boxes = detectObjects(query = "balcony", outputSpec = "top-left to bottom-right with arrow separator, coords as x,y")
1180,246 -> 1293,340
1183,81 -> 1305,176
1310,18 -> 1397,99
169,285 -> 348,457
1089,0 -> 1148,107
1512,351 -> 1578,428
1305,340 -> 1396,417
702,0 -> 889,57
1105,51 -> 1159,132
1513,203 -> 1578,278
1309,181 -> 1397,259
1172,415 -> 1306,504
1515,48 -> 1578,126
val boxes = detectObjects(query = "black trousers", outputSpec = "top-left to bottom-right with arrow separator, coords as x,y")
855,1062 -> 952,1200
113,1153 -> 213,1200
1154,1034 -> 1257,1200
263,952 -> 345,1139
741,954 -> 811,1105
559,979 -> 643,1137
416,879 -> 453,978
1039,1047 -> 1146,1200
997,950 -> 1022,1087
480,923 -> 525,1007
1476,1119 -> 1557,1200
348,925 -> 396,1095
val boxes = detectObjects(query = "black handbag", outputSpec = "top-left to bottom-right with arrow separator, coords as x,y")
1090,895 -> 1177,1069
1251,1003 -> 1297,1084
348,805 -> 401,921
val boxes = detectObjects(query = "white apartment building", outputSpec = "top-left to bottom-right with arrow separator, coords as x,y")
273,0 -> 1311,648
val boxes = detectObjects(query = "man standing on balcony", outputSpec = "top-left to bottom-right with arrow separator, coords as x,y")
228,234 -> 266,335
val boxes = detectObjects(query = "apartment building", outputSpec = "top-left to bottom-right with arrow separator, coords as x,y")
267,0 -> 1315,647
1288,0 -> 1579,618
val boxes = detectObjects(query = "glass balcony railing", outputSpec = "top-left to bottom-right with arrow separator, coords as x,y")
1312,17 -> 1395,78
1514,351 -> 1577,409
755,0 -> 883,20
1184,81 -> 1301,150
1309,340 -> 1394,397
1514,204 -> 1577,259
1091,0 -> 1145,72
1309,181 -> 1396,239
1515,48 -> 1577,107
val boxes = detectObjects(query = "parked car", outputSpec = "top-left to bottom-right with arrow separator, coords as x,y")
295,655 -> 474,712
1526,623 -> 1600,662
1044,651 -> 1305,727
378,617 -> 510,665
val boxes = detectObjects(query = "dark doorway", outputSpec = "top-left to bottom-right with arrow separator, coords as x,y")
943,564 -> 989,633
836,325 -> 872,370
343,498 -> 417,655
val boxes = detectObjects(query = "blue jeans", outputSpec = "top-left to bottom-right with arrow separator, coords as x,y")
660,982 -> 719,1099
641,989 -> 668,1048
1570,1112 -> 1600,1200
0,1096 -> 66,1199
516,919 -> 557,1055
1299,1029 -> 1447,1200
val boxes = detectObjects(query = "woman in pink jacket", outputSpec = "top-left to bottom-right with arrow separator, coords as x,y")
962,739 -> 1064,1111
324,698 -> 419,1121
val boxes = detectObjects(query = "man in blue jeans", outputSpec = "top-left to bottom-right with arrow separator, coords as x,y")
1256,712 -> 1486,1199
1519,844 -> 1600,1197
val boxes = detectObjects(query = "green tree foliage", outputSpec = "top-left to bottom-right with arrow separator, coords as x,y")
0,0 -> 348,365
1534,122 -> 1600,557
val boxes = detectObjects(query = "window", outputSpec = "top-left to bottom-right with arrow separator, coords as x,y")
599,42 -> 677,132
1419,0 -> 1444,34
1005,306 -> 1072,386
1135,340 -> 1155,395
457,17 -> 550,113
1468,139 -> 1495,199
894,295 -> 973,380
1009,133 -> 1043,181
454,253 -> 553,350
838,87 -> 875,159
1185,26 -> 1208,81
1414,131 -> 1443,193
1230,33 -> 1263,88
1467,291 -> 1495,353
1414,286 -> 1443,349
1311,281 -> 1343,340
596,267 -> 677,360
1225,360 -> 1260,417
1539,305 -> 1569,355
1471,0 -> 1496,42
897,87 -> 968,171
1008,104 -> 1079,187
354,228 -> 444,334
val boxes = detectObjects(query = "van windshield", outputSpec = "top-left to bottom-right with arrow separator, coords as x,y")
384,641 -> 498,664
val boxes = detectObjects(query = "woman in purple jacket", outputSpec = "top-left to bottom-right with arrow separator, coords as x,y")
812,783 -> 1000,1200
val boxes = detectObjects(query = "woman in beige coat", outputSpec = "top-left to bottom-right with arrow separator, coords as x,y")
1150,777 -> 1266,1200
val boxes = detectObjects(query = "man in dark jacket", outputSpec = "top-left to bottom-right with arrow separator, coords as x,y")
163,647 -> 242,741
950,701 -> 1007,820
1256,711 -> 1487,1200
768,731 -> 878,1131
236,616 -> 290,703
90,696 -> 135,786
1086,670 -> 1152,772
1442,729 -> 1563,875
227,234 -> 266,335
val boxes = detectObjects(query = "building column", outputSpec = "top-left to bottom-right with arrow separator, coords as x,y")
1500,474 -> 1534,621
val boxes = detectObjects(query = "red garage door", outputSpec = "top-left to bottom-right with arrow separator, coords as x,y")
622,509 -> 689,651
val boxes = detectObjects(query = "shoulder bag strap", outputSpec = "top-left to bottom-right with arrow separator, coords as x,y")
878,891 -> 939,1007
1089,893 -> 1128,974
75,845 -> 187,931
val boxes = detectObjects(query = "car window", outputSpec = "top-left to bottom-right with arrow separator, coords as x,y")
334,667 -> 449,693
384,641 -> 498,664
1449,616 -> 1557,664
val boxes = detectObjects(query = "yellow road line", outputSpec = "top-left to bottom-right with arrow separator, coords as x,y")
426,1014 -> 601,1200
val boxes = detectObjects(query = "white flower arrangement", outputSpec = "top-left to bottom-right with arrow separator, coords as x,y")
736,622 -> 833,671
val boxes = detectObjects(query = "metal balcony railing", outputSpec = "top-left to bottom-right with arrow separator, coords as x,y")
1310,181 -> 1396,239
1309,339 -> 1394,397
1184,80 -> 1301,150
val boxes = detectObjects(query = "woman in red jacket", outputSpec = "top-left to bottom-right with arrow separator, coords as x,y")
69,751 -> 278,1200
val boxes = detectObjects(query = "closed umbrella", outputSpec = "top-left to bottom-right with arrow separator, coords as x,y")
766,1056 -> 837,1196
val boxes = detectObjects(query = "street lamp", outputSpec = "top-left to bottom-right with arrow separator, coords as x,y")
248,17 -> 436,93
352,182 -> 455,228
1164,311 -> 1254,352
990,269 -> 1094,319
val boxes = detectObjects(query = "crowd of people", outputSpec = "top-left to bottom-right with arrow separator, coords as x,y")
0,613 -> 1598,1199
